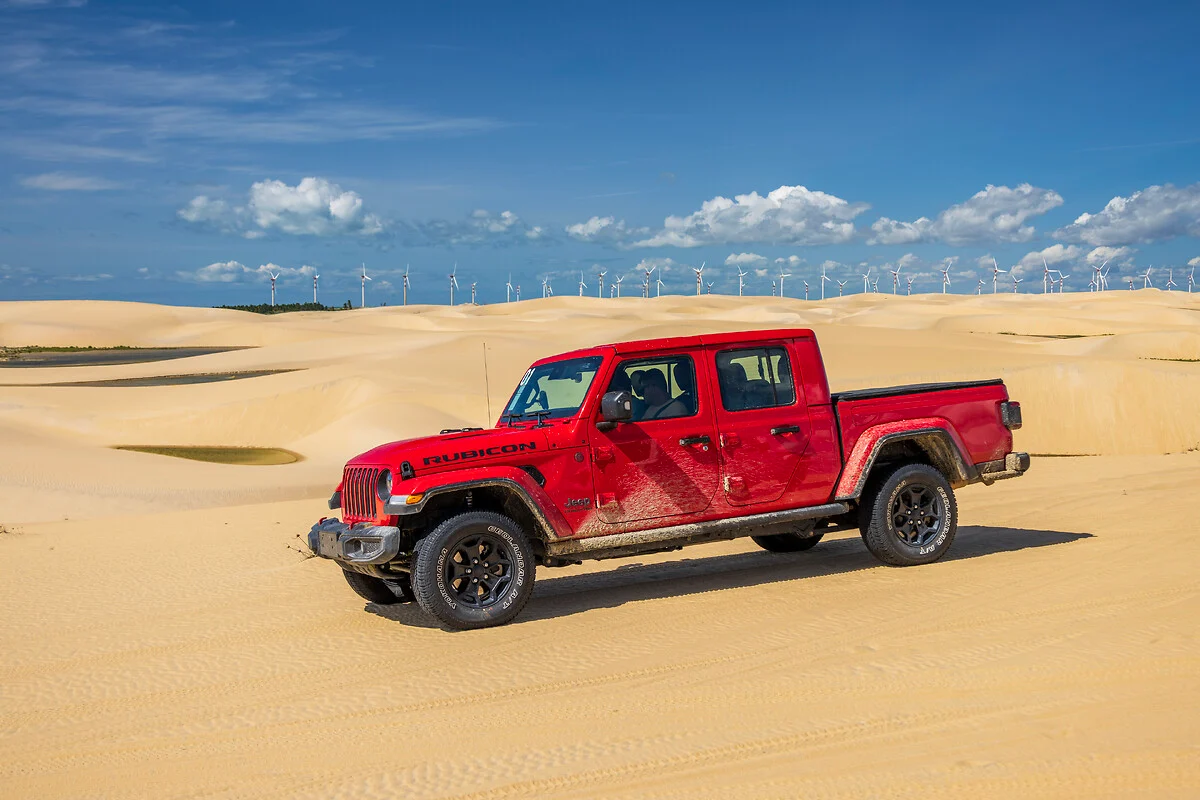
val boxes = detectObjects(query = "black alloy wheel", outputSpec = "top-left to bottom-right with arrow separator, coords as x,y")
890,484 -> 945,548
444,533 -> 516,609
860,462 -> 958,566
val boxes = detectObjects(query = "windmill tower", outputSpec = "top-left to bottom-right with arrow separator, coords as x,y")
505,274 -> 513,303
656,275 -> 665,297
402,265 -> 410,306
861,266 -> 872,294
778,269 -> 791,298
613,275 -> 624,298
470,282 -> 477,304
802,279 -> 810,300
312,273 -> 319,304
596,270 -> 606,298
642,265 -> 655,298
889,264 -> 902,295
1166,269 -> 1177,291
940,267 -> 951,294
737,267 -> 747,296
991,258 -> 1006,294
1042,258 -> 1053,294
837,279 -> 847,297
578,271 -> 587,297
692,262 -> 705,296
820,264 -> 831,300
448,263 -> 458,306
269,270 -> 280,306
359,263 -> 370,308
906,275 -> 914,295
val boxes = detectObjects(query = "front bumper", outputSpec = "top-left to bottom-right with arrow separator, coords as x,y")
977,451 -> 1031,484
307,518 -> 402,565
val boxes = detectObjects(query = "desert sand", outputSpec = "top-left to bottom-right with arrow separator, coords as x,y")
1,291 -> 1198,798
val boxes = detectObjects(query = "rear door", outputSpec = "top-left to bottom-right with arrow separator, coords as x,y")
706,341 -> 811,506
590,352 -> 719,525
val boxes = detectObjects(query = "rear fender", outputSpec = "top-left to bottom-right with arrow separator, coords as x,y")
389,465 -> 573,541
835,418 -> 976,500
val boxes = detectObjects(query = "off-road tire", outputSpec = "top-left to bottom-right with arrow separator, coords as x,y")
412,512 -> 535,630
342,569 -> 414,604
860,462 -> 957,566
751,532 -> 824,553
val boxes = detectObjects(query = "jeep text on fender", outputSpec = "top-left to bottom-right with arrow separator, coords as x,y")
307,328 -> 1029,630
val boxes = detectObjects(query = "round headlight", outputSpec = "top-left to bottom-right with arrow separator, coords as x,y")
377,470 -> 393,501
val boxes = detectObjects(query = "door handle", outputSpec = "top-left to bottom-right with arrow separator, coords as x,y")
770,425 -> 800,435
679,435 -> 712,446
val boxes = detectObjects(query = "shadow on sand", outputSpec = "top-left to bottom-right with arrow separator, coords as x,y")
366,525 -> 1092,630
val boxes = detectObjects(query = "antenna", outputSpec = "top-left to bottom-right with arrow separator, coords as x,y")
481,342 -> 493,427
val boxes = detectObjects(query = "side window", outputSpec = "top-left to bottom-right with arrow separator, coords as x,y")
605,355 -> 698,421
715,347 -> 795,411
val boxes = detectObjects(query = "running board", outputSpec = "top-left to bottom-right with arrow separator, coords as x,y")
546,502 -> 850,561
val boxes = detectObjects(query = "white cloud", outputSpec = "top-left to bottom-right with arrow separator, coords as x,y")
631,184 -> 868,248
753,268 -> 768,278
413,209 -> 546,247
1014,244 -> 1084,277
565,216 -> 646,244
774,255 -> 804,268
1054,183 -> 1200,245
20,172 -> 120,191
179,177 -> 384,238
869,184 -> 1064,245
1085,246 -> 1134,266
177,260 -> 315,283
1189,256 -> 1200,268
634,257 -> 681,274
725,252 -> 767,267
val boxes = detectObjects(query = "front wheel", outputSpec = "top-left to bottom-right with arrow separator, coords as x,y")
412,512 -> 536,630
860,463 -> 957,566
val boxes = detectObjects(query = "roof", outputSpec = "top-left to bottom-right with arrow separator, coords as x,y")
532,328 -> 816,365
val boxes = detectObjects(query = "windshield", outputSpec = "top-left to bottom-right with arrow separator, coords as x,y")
502,355 -> 604,422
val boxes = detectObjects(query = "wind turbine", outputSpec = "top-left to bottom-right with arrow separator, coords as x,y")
470,282 -> 478,304
448,263 -> 458,306
1142,266 -> 1154,288
269,270 -> 280,306
515,284 -> 521,301
737,267 -> 747,296
655,275 -> 665,297
1088,272 -> 1097,292
1166,269 -> 1177,291
889,263 -> 902,295
976,278 -> 985,295
991,258 -> 1006,294
578,271 -> 587,297
1012,275 -> 1023,293
596,270 -> 606,298
1042,257 -> 1053,294
1090,260 -> 1106,293
545,277 -> 554,297
1189,266 -> 1196,293
820,263 -> 831,300
642,264 -> 655,298
940,266 -> 951,294
1056,272 -> 1070,293
360,263 -> 370,308
771,280 -> 777,297
872,278 -> 879,293
802,279 -> 810,300
906,275 -> 915,295
402,265 -> 410,306
505,274 -> 513,303
836,279 -> 847,297
613,274 -> 624,297
692,262 -> 705,296
1100,263 -> 1111,291
706,280 -> 715,294
312,273 -> 319,304
861,266 -> 872,294
778,269 -> 791,298
1124,276 -> 1135,291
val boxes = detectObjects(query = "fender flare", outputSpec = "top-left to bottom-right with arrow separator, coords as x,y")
387,467 -> 573,541
835,419 -> 977,501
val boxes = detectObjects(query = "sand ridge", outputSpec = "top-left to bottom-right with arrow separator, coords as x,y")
1,292 -> 1198,798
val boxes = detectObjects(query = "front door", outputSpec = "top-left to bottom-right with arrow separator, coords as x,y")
590,353 -> 719,525
706,342 -> 811,506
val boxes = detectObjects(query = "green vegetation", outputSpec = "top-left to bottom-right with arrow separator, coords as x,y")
1,345 -> 134,360
1142,357 -> 1200,363
114,445 -> 302,465
216,302 -> 356,314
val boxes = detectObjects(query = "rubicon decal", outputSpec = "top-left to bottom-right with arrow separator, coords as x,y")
424,442 -> 538,466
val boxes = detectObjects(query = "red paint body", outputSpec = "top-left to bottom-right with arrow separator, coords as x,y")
337,328 -> 1017,540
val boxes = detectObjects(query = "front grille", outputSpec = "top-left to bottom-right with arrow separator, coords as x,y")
342,466 -> 382,521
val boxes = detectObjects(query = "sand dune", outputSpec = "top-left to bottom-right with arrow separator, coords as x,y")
1,292 -> 1198,798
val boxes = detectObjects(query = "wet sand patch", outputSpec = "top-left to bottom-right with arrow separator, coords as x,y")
1,369 -> 300,387
113,445 -> 302,465
0,346 -> 252,367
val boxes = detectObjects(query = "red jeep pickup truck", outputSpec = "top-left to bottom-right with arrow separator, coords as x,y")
308,328 -> 1028,629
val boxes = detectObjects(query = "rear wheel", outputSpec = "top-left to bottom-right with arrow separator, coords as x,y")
412,512 -> 536,630
859,463 -> 957,566
341,569 -> 414,605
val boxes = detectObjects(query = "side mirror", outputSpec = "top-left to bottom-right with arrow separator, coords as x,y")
596,390 -> 633,431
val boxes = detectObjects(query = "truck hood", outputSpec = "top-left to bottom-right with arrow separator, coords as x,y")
347,425 -> 549,477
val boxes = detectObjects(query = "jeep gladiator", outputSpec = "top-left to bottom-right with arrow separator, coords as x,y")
308,328 -> 1029,629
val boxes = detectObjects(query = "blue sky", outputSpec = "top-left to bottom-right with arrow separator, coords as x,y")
2,0 -> 1199,305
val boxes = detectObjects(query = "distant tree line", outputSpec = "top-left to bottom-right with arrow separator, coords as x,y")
215,301 -> 357,314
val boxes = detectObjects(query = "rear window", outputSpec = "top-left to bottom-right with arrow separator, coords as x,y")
715,347 -> 795,411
